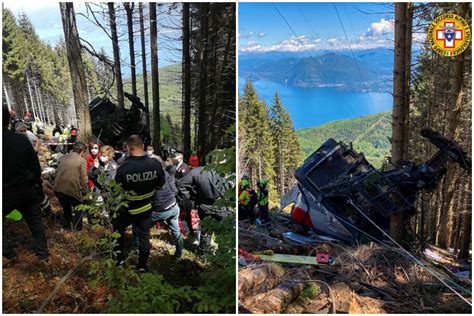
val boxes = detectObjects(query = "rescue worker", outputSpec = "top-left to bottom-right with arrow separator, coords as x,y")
173,152 -> 190,180
54,142 -> 88,231
238,179 -> 258,222
176,166 -> 232,248
151,169 -> 183,259
3,106 -> 49,261
15,121 -> 40,152
113,135 -> 165,272
188,151 -> 199,169
256,179 -> 270,226
147,144 -> 165,168
117,141 -> 129,165
23,111 -> 33,132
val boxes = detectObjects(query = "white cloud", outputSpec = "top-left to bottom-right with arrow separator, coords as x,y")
367,18 -> 394,36
240,35 -> 321,53
327,38 -> 339,46
258,32 -> 266,38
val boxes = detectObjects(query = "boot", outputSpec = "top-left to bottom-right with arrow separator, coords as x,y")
192,230 -> 201,246
137,250 -> 150,272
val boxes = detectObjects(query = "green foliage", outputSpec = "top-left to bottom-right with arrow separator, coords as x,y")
298,112 -> 392,168
301,283 -> 320,299
108,273 -> 196,313
239,80 -> 277,197
107,216 -> 236,313
269,92 -> 302,197
77,157 -> 235,313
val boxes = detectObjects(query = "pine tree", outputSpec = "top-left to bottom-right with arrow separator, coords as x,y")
269,92 -> 301,197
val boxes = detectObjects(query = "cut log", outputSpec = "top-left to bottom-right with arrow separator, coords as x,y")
242,270 -> 309,313
238,263 -> 285,297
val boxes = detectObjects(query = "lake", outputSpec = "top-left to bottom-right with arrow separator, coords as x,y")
238,78 -> 393,129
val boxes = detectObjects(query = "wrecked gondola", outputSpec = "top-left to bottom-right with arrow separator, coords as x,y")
89,92 -> 151,149
281,127 -> 471,243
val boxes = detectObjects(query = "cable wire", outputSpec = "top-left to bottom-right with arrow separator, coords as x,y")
333,3 -> 378,114
272,2 -> 358,119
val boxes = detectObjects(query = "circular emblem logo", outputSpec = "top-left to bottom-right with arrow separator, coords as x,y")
428,14 -> 471,57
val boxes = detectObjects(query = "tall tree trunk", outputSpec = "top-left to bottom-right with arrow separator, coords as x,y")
139,3 -> 150,129
389,2 -> 408,242
108,2 -> 124,107
197,3 -> 209,159
458,179 -> 471,260
210,5 -> 233,149
124,3 -> 137,96
60,2 -> 92,142
21,84 -> 29,114
182,2 -> 191,160
402,3 -> 413,157
26,73 -> 38,120
33,81 -> 45,123
149,3 -> 161,151
3,80 -> 12,111
437,2 -> 469,249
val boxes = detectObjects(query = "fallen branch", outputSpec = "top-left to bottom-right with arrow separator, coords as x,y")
36,254 -> 95,313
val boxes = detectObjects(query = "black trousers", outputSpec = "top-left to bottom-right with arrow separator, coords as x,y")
112,211 -> 152,269
55,192 -> 84,231
3,184 -> 48,259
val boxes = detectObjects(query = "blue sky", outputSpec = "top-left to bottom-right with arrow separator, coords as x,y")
239,2 -> 402,53
4,2 -> 182,73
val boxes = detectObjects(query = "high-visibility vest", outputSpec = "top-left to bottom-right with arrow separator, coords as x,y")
239,189 -> 254,206
258,190 -> 268,206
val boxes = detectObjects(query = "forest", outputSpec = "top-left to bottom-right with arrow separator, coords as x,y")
3,2 -> 236,313
238,81 -> 302,202
238,2 -> 472,314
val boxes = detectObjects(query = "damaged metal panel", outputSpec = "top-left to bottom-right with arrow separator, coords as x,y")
284,128 -> 471,243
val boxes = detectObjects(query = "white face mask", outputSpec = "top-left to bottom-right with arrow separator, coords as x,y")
100,156 -> 109,164
147,150 -> 154,156
91,148 -> 99,156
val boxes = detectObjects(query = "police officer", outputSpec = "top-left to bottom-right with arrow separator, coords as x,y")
114,135 -> 165,272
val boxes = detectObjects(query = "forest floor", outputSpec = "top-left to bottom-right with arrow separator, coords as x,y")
238,209 -> 472,314
2,193 -> 212,313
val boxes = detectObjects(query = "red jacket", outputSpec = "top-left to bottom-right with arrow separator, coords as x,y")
85,153 -> 100,189
188,155 -> 199,168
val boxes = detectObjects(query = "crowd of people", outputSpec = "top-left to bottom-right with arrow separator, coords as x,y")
238,175 -> 270,227
3,106 -> 231,273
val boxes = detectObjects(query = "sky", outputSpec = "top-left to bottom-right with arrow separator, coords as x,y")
3,1 -> 182,73
239,2 -> 403,53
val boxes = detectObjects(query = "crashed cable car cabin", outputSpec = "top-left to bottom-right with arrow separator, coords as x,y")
282,127 -> 471,243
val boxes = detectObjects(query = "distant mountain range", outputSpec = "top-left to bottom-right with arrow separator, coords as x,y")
239,48 -> 394,92
297,112 -> 392,168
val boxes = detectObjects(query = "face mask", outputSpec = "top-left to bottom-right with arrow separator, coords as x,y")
91,148 -> 99,156
147,150 -> 154,156
100,156 -> 109,164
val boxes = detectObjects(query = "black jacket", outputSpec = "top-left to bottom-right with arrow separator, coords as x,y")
153,170 -> 178,211
115,155 -> 165,215
177,166 -> 230,204
89,160 -> 119,190
2,129 -> 41,190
